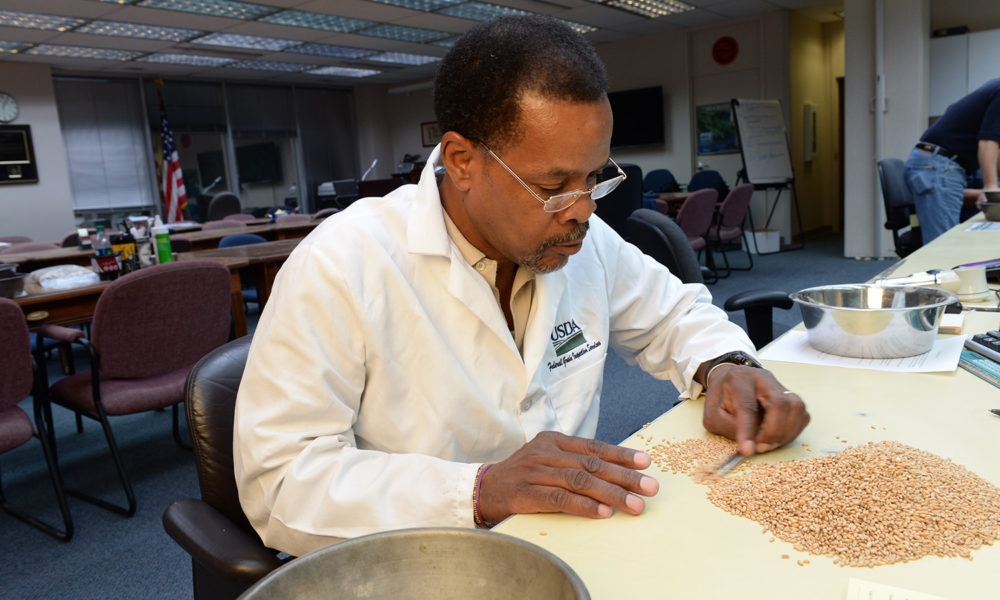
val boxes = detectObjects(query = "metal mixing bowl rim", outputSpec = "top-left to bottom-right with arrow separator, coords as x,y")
790,283 -> 958,312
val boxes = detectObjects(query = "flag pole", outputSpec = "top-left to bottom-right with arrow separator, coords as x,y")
153,78 -> 188,224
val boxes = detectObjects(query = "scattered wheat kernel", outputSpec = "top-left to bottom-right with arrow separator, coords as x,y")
842,440 -> 848,443
803,560 -> 810,564
871,426 -> 877,430
797,560 -> 803,566
770,537 -> 775,543
781,554 -> 790,559
539,532 -> 548,536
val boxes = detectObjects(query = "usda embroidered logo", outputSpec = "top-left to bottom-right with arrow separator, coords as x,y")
551,320 -> 587,356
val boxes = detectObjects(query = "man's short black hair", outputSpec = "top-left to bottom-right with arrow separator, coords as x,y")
434,15 -> 608,152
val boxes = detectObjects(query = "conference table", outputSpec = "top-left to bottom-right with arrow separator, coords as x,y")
654,191 -> 692,217
495,214 -> 1000,600
176,238 -> 302,311
175,221 -> 318,251
10,256 -> 252,337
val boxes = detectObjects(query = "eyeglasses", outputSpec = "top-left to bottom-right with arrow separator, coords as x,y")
482,145 -> 626,213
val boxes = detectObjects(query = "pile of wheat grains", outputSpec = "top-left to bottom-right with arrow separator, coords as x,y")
643,435 -> 1000,567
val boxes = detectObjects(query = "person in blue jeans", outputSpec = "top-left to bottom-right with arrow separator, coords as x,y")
904,78 -> 1000,244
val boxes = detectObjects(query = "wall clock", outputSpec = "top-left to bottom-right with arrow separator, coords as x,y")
0,92 -> 18,123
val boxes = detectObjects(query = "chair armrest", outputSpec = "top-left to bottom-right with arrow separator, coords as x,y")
163,498 -> 284,583
38,324 -> 86,343
724,289 -> 793,312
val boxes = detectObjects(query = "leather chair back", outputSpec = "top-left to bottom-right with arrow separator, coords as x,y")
184,335 -> 254,534
626,208 -> 704,284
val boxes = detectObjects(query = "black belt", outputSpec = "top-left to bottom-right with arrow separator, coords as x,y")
915,141 -> 958,160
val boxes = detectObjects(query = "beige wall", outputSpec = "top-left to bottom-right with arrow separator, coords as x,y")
0,61 -> 76,242
789,14 -> 844,236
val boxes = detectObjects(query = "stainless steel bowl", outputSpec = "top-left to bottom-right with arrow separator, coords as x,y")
0,273 -> 25,298
790,284 -> 957,359
239,528 -> 589,600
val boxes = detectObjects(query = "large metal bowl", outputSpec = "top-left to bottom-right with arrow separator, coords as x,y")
239,528 -> 589,600
790,284 -> 957,358
0,273 -> 25,298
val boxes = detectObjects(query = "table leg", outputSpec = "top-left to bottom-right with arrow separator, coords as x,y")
229,270 -> 247,337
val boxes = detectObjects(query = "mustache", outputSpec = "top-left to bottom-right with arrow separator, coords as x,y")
539,221 -> 589,250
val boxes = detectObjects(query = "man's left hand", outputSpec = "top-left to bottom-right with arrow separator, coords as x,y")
701,364 -> 810,456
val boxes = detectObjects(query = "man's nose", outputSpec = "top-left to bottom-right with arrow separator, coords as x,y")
558,193 -> 595,224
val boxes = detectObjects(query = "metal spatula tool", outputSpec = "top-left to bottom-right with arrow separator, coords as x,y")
712,450 -> 746,476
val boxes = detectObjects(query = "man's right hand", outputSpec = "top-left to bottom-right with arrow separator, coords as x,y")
476,431 -> 659,526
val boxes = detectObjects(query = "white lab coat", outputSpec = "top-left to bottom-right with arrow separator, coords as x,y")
234,148 -> 756,557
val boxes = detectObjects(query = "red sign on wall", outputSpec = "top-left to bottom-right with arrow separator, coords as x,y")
712,36 -> 739,66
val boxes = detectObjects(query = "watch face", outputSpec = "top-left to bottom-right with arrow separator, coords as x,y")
0,93 -> 18,122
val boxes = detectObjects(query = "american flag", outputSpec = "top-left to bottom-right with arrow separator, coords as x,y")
156,82 -> 187,223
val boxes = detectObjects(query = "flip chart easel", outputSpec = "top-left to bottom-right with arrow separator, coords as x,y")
731,98 -> 804,253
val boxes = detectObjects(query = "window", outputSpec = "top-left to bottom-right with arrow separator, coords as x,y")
54,78 -> 155,212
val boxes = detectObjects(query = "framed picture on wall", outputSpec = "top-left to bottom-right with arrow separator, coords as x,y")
696,103 -> 739,155
421,121 -> 442,147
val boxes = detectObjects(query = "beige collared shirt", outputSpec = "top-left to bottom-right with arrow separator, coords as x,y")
442,211 -> 535,355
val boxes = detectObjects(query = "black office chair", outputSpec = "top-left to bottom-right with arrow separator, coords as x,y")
687,170 -> 730,202
595,163 -> 643,240
626,209 -> 792,349
207,192 -> 242,222
162,336 -> 286,600
876,158 -> 922,258
643,168 -> 681,193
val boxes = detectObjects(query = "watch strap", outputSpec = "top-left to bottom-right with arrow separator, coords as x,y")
704,351 -> 762,390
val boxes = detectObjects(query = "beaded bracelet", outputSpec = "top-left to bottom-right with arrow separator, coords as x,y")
473,463 -> 494,528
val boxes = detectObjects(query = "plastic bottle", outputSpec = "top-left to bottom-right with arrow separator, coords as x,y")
151,224 -> 173,264
91,225 -> 121,280
111,222 -> 138,274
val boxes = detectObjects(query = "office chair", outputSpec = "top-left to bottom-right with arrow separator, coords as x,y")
163,336 -> 286,600
0,235 -> 32,244
222,213 -> 256,222
202,220 -> 247,231
706,183 -> 755,277
0,298 -> 73,541
687,170 -> 730,201
668,188 -> 719,283
207,192 -> 242,222
0,242 -> 61,255
876,158 -> 922,258
37,261 -> 232,517
218,234 -> 268,313
643,169 -> 681,193
626,209 -> 792,349
594,163 -> 643,240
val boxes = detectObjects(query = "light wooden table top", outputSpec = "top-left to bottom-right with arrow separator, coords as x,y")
496,214 -> 1000,600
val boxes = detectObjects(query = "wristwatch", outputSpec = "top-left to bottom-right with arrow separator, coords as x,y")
704,351 -> 762,389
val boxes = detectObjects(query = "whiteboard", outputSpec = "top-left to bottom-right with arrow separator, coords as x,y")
731,98 -> 794,185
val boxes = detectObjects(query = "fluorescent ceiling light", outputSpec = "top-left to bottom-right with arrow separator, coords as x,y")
135,0 -> 278,20
230,59 -> 312,72
357,23 -> 450,43
436,2 -> 527,21
0,41 -> 31,53
260,10 -> 371,32
288,43 -> 375,59
75,20 -> 203,41
368,0 -> 462,10
587,0 -> 693,18
27,43 -> 144,61
307,66 -> 381,78
98,1 -> 141,4
562,20 -> 597,35
139,52 -> 234,66
193,32 -> 301,51
430,35 -> 459,48
367,51 -> 439,65
0,9 -> 87,31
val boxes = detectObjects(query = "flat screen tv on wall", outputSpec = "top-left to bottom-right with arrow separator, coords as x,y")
236,142 -> 282,184
607,86 -> 665,149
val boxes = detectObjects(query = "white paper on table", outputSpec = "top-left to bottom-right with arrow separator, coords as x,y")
760,330 -> 965,372
845,577 -> 949,600
965,221 -> 1000,231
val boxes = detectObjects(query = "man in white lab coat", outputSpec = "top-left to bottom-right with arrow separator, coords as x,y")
234,15 -> 809,557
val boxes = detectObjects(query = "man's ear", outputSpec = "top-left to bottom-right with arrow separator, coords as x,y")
439,131 -> 477,192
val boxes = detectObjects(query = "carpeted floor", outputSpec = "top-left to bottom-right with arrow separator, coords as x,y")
1,232 -> 895,599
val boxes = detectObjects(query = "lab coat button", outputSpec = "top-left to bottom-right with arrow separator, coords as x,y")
519,398 -> 532,412
475,261 -> 486,271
